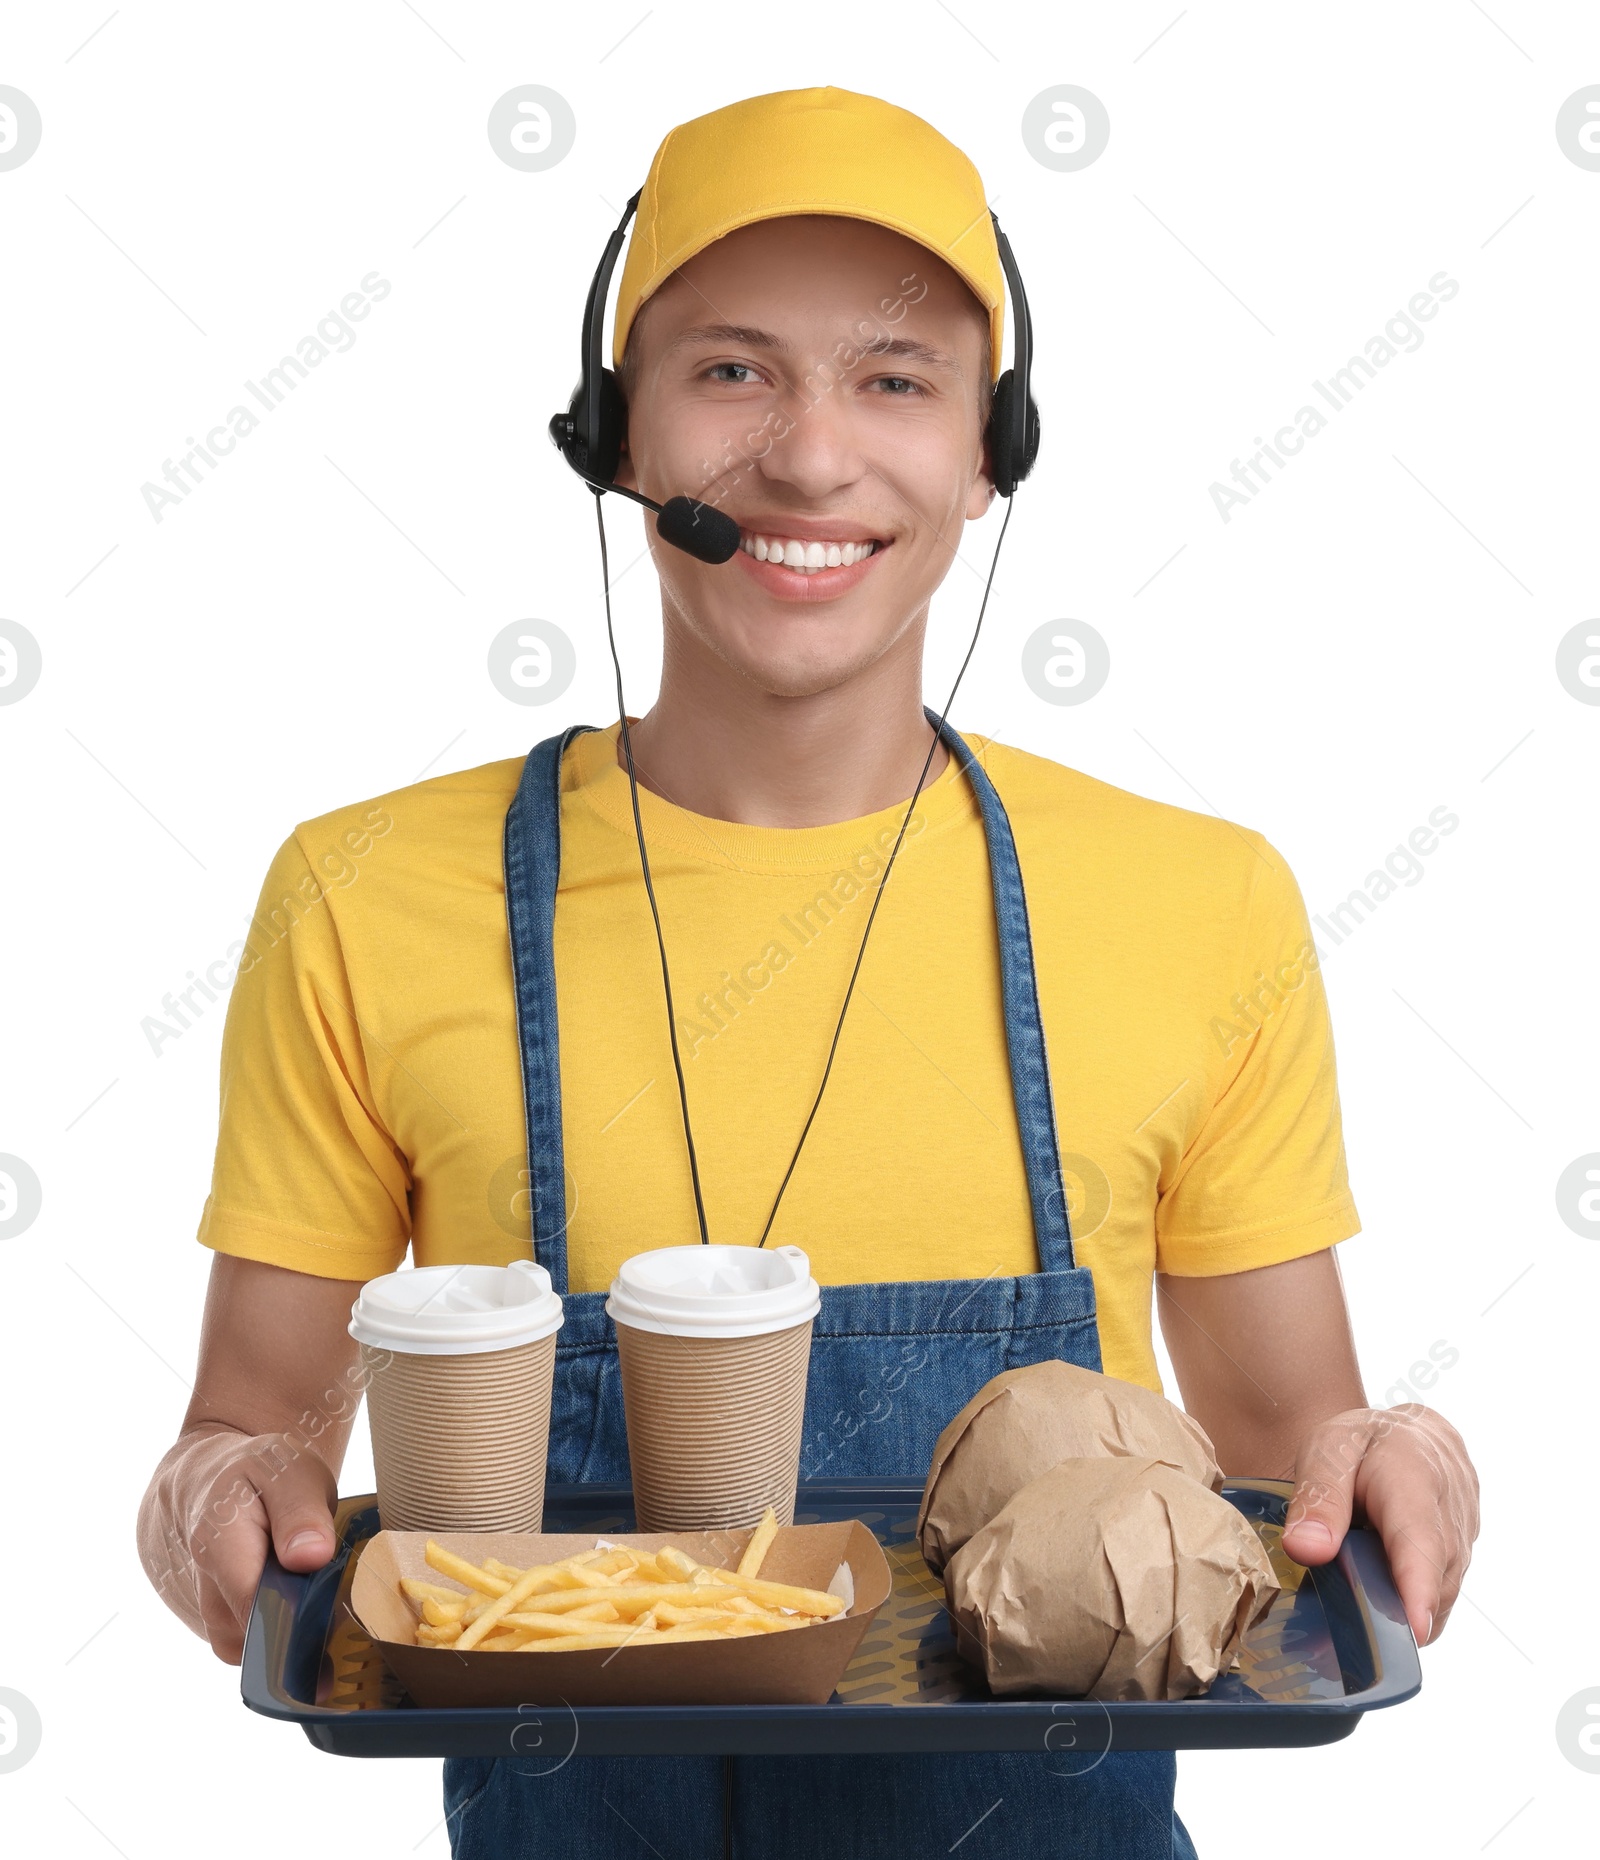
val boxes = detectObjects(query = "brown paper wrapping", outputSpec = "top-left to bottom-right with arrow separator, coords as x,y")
946,1456 -> 1279,1701
917,1361 -> 1224,1572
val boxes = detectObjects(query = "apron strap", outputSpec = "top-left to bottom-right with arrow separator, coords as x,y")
926,709 -> 1077,1274
503,716 -> 1077,1287
504,723 -> 596,1292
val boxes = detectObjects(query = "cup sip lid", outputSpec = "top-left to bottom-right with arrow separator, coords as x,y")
605,1244 -> 821,1339
348,1260 -> 564,1356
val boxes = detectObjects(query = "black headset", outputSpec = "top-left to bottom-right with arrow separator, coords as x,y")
546,189 -> 1041,561
545,184 -> 1042,1251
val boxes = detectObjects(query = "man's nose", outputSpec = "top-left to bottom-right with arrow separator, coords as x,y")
755,373 -> 866,500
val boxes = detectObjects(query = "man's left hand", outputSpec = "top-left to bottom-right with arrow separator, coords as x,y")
1280,1403 -> 1480,1646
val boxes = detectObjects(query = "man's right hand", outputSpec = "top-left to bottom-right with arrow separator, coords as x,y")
152,1428 -> 342,1663
138,1255 -> 369,1663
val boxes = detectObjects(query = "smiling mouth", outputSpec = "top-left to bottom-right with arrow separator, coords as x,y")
737,527 -> 885,574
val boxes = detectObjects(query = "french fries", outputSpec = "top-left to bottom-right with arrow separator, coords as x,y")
396,1508 -> 844,1652
737,1507 -> 780,1577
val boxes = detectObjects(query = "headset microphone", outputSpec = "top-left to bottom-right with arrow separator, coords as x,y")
542,434 -> 742,564
654,495 -> 741,563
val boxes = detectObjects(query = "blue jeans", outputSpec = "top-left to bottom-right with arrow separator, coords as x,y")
445,1751 -> 1197,1858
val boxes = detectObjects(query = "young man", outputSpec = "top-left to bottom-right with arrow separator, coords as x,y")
140,88 -> 1477,1857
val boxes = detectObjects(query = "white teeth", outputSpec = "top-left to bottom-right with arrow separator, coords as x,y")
737,533 -> 880,572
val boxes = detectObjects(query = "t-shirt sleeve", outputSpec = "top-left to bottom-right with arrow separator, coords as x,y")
1155,832 -> 1361,1276
197,832 -> 412,1280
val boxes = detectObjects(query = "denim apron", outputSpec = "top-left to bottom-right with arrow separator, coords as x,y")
443,718 -> 1197,1859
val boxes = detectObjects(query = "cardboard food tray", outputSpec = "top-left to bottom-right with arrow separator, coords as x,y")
349,1521 -> 888,1709
242,1479 -> 1422,1757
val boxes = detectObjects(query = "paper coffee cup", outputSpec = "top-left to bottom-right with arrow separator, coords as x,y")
607,1244 -> 821,1531
349,1261 -> 564,1533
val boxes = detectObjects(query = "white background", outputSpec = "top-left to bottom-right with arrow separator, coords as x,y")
1,3 -> 1596,1854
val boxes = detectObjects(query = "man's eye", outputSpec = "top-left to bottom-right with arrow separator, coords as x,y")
707,362 -> 761,385
870,375 -> 923,396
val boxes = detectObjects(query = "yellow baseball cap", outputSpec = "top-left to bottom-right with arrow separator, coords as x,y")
612,86 -> 1005,381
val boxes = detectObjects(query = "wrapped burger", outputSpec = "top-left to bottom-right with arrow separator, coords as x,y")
945,1456 -> 1279,1700
917,1361 -> 1223,1573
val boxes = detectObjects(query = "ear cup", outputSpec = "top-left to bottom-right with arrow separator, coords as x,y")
988,369 -> 1041,499
558,367 -> 626,482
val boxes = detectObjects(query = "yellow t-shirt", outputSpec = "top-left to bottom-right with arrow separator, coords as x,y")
198,724 -> 1359,1391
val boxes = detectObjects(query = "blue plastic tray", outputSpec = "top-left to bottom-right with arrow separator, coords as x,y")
241,1478 -> 1419,1756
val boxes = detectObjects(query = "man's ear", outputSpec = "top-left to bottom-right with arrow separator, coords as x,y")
612,399 -> 636,492
966,428 -> 997,519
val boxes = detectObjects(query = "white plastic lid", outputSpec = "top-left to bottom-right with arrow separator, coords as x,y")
348,1261 -> 564,1356
605,1244 -> 821,1339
